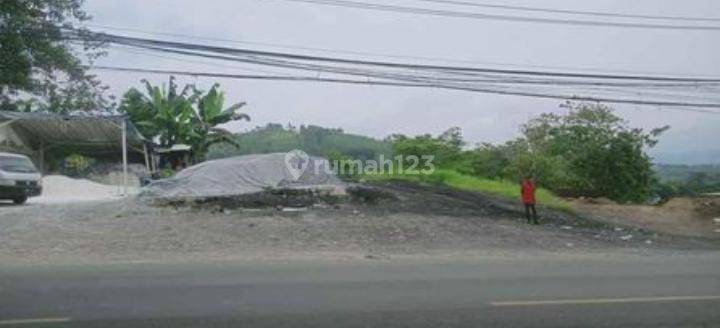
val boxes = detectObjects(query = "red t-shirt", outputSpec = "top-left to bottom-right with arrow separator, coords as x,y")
521,180 -> 536,204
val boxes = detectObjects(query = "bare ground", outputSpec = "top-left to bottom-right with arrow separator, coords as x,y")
571,196 -> 720,239
0,181 -> 717,264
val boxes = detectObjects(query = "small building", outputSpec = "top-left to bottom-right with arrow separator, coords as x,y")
0,110 -> 153,192
156,144 -> 193,171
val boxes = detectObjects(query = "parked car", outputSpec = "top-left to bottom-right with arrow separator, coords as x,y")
0,152 -> 42,204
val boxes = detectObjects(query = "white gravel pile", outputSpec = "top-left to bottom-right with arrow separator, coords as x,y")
29,175 -> 136,204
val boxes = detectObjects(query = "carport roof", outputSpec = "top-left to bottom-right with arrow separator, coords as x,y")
0,111 -> 149,153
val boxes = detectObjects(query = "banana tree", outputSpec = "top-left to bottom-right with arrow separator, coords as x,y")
119,77 -> 201,148
120,78 -> 250,163
189,84 -> 250,161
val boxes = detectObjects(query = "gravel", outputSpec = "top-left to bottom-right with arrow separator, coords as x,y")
1,181 -> 716,264
29,175 -> 138,205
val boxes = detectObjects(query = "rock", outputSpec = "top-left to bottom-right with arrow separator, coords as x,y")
365,254 -> 381,260
560,225 -> 573,230
645,240 -> 653,245
565,243 -> 574,247
619,234 -> 633,241
614,227 -> 623,232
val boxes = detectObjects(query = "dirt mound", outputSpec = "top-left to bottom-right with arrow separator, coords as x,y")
690,197 -> 720,219
142,153 -> 345,201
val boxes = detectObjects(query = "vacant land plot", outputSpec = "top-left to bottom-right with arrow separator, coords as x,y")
0,181 -> 716,264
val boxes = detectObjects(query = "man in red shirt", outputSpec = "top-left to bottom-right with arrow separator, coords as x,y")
521,176 -> 539,225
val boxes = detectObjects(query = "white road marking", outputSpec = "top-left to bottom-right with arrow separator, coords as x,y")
491,295 -> 720,307
0,318 -> 71,326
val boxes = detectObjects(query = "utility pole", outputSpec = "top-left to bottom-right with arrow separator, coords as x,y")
121,118 -> 128,196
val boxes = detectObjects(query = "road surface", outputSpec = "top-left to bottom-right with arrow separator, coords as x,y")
1,253 -> 719,327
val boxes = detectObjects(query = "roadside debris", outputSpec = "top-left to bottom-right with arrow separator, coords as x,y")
281,207 -> 308,212
619,234 -> 633,241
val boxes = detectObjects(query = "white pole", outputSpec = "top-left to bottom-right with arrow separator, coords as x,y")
121,119 -> 128,196
143,143 -> 150,172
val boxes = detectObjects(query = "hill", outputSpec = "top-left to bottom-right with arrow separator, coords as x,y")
207,123 -> 392,160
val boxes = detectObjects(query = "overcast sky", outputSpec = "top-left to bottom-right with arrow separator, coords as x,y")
84,0 -> 720,163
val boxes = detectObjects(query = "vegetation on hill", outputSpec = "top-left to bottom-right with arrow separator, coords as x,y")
207,123 -> 392,160
385,102 -> 668,203
653,164 -> 720,197
209,102 -> 668,205
363,169 -> 571,211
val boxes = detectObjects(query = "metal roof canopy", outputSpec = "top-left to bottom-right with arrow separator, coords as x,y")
0,111 -> 147,154
0,111 -> 152,195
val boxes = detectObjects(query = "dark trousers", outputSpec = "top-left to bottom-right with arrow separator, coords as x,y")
524,203 -> 538,224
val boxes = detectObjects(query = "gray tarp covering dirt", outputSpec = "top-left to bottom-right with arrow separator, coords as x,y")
142,153 -> 345,200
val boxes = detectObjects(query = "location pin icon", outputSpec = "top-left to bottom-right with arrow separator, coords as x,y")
285,149 -> 309,181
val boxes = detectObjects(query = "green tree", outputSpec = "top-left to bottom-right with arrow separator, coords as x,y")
389,127 -> 464,169
0,0 -> 110,113
119,77 -> 200,148
118,78 -> 250,162
521,102 -> 668,202
191,84 -> 249,161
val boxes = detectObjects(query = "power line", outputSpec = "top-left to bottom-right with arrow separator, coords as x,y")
110,44 -> 296,76
264,0 -> 720,31
68,29 -> 720,107
84,23 -> 719,77
16,24 -> 720,80
35,28 -> 720,111
79,31 -> 720,82
89,65 -> 720,112
109,45 -> 720,88
410,0 -> 720,22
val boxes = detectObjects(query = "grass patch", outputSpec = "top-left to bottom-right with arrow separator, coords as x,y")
362,169 -> 572,212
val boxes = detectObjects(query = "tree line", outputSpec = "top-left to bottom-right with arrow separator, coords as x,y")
388,102 -> 669,203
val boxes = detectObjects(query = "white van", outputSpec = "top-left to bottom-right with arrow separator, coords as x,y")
0,152 -> 42,204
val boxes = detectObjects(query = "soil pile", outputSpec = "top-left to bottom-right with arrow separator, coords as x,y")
142,153 -> 345,201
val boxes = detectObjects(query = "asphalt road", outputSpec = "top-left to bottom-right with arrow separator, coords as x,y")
1,253 -> 719,327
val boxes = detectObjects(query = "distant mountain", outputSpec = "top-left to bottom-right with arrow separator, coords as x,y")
654,163 -> 720,182
207,123 -> 392,160
650,149 -> 720,165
